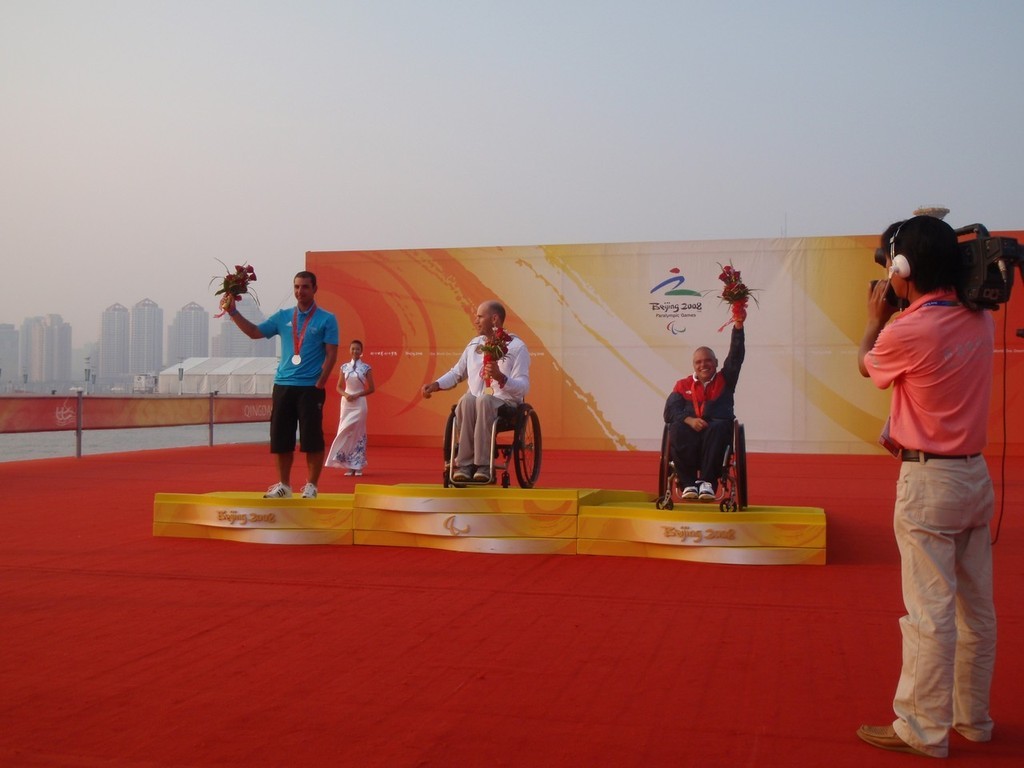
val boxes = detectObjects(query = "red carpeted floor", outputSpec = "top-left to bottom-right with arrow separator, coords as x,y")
1,444 -> 1022,767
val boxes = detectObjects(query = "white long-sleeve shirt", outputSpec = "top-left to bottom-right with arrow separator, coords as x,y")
436,333 -> 530,404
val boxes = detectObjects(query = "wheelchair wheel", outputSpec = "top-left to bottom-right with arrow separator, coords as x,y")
735,421 -> 748,510
656,424 -> 674,509
442,407 -> 456,487
513,405 -> 542,488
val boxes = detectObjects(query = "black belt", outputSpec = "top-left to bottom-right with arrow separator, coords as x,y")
901,450 -> 981,462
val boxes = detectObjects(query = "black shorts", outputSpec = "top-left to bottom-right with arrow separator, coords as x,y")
269,384 -> 326,454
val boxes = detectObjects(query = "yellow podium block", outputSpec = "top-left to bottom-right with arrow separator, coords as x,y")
576,539 -> 826,565
355,529 -> 577,555
353,484 -> 579,555
577,491 -> 826,565
152,522 -> 351,546
153,492 -> 354,545
151,485 -> 827,564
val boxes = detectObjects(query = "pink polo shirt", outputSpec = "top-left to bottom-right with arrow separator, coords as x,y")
864,289 -> 994,455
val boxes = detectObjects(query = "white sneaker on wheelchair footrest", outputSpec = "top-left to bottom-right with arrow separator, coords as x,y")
698,481 -> 715,501
472,469 -> 491,482
452,468 -> 473,482
681,486 -> 698,499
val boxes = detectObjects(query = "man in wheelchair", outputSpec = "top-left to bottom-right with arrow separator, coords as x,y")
421,300 -> 531,483
663,316 -> 745,501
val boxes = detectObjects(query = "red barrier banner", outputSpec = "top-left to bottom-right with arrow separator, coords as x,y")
0,395 -> 272,433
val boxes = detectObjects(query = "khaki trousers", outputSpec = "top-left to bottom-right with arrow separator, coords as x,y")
454,391 -> 505,470
891,455 -> 996,758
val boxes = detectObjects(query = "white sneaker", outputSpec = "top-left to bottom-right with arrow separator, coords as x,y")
354,470 -> 363,477
301,483 -> 318,499
681,486 -> 698,499
264,482 -> 292,499
698,481 -> 715,501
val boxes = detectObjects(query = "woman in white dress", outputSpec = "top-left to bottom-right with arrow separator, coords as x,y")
325,340 -> 375,475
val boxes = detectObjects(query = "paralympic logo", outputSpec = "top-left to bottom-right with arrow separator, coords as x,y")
54,401 -> 76,428
444,515 -> 470,536
650,268 -> 705,336
650,267 -> 703,297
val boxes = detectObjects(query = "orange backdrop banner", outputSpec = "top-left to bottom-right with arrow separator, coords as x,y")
309,231 -> 1024,455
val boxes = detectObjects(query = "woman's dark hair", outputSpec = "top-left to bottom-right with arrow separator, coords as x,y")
886,215 -> 961,295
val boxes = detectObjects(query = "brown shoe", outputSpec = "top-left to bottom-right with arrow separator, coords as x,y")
856,725 -> 930,757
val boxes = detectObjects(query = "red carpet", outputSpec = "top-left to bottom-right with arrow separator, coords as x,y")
1,445 -> 1022,766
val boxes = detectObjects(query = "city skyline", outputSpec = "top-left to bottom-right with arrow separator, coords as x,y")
4,295 -> 258,351
0,297 -> 277,392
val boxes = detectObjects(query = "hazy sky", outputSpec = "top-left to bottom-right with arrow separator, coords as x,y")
2,1 -> 1022,347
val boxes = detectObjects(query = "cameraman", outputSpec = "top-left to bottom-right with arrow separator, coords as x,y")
856,215 -> 996,758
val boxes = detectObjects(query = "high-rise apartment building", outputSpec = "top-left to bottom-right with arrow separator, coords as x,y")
129,298 -> 163,375
0,323 -> 19,390
19,317 -> 39,383
211,305 -> 278,358
98,303 -> 130,382
44,314 -> 73,383
167,302 -> 209,365
21,315 -> 72,384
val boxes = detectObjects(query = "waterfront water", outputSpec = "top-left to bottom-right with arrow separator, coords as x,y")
0,423 -> 267,463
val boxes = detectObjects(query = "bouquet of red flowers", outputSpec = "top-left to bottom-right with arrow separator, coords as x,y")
477,327 -> 512,388
716,262 -> 758,331
211,261 -> 258,318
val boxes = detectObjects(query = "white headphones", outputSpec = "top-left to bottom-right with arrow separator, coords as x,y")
889,221 -> 912,279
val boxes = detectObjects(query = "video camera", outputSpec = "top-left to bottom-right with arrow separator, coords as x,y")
954,224 -> 1021,310
873,223 -> 1021,311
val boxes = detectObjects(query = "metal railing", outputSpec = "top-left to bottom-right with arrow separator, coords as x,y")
0,392 -> 273,458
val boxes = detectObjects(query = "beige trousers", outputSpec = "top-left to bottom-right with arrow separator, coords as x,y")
891,455 -> 996,758
454,391 -> 506,470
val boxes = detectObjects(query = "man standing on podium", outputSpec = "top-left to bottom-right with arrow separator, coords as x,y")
223,270 -> 339,500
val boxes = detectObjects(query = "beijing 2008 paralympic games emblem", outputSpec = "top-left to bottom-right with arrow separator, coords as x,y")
54,399 -> 76,428
649,268 -> 706,336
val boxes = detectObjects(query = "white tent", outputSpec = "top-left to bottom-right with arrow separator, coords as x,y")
158,357 -> 279,395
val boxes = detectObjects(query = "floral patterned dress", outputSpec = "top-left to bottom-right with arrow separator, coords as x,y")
325,360 -> 371,470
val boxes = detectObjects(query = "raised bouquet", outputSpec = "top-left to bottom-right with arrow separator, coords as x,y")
476,327 -> 512,388
716,262 -> 758,331
211,260 -> 258,318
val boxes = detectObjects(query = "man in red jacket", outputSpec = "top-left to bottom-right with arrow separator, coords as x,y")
663,318 -> 744,501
